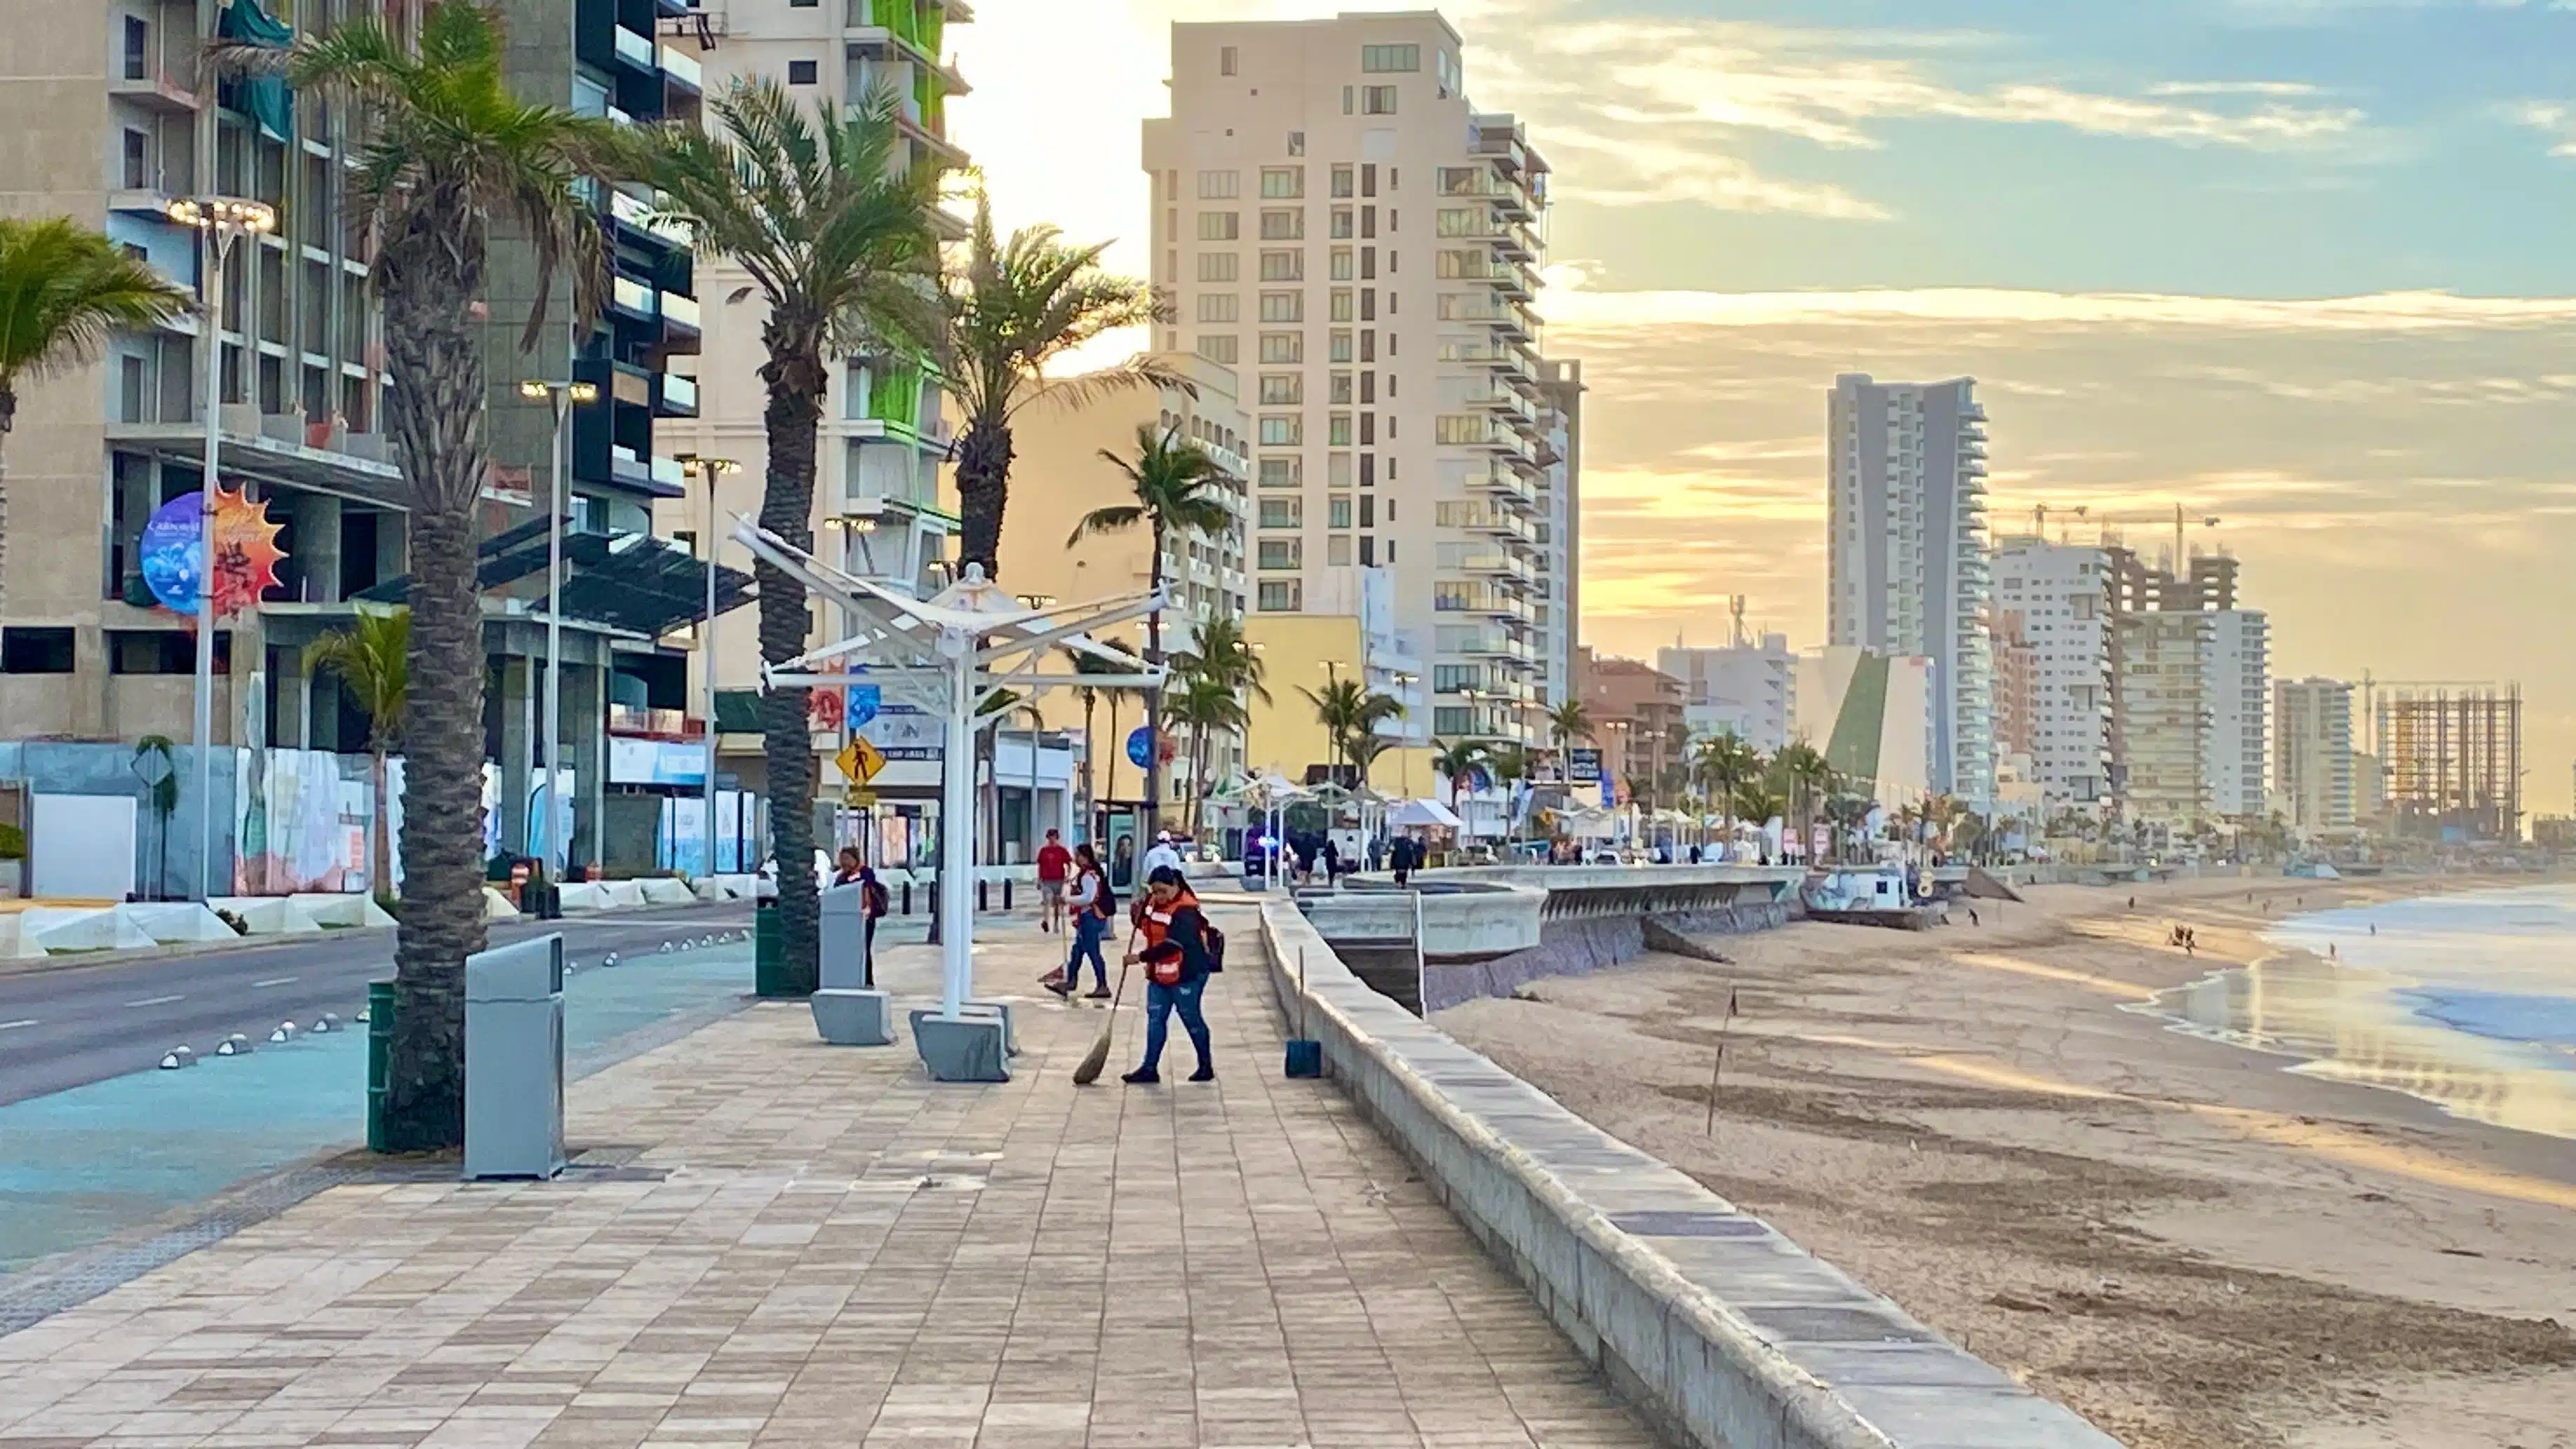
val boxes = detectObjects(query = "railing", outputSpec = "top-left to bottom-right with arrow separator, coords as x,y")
662,291 -> 702,330
660,44 -> 702,90
612,24 -> 656,69
611,276 -> 657,317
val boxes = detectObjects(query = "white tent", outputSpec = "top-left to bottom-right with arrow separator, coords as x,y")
1390,797 -> 1464,830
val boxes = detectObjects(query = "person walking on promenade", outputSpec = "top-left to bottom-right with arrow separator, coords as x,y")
1035,828 -> 1073,934
1046,843 -> 1114,999
857,863 -> 887,985
1123,865 -> 1216,1084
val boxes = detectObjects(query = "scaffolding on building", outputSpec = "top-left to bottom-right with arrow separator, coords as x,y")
2372,683 -> 2523,844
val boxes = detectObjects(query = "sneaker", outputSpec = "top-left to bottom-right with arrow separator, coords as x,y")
1188,1064 -> 1216,1083
1045,978 -> 1073,999
1085,987 -> 1112,1000
1121,1067 -> 1160,1085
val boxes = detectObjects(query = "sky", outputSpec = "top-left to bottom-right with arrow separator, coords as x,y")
939,0 -> 2576,814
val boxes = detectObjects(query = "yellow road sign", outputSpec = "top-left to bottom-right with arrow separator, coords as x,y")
835,735 -> 887,783
844,786 -> 878,808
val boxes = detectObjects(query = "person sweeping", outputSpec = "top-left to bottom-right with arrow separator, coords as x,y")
1122,865 -> 1218,1084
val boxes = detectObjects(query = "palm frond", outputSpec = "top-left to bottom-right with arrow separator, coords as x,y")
0,217 -> 196,389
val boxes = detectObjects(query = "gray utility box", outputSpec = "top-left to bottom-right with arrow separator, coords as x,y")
814,882 -> 891,1046
464,934 -> 568,1180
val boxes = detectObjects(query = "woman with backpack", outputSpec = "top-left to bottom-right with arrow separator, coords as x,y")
1123,865 -> 1218,1084
857,863 -> 889,987
1045,843 -> 1115,999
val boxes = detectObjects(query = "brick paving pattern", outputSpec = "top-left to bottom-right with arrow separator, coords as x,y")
0,912 -> 1657,1449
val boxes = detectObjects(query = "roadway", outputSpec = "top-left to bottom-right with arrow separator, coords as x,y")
0,905 -> 753,1108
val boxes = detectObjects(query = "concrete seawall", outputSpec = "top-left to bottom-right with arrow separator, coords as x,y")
1257,896 -> 2124,1449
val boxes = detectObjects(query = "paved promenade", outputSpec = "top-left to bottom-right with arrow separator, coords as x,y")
0,911 -> 1656,1449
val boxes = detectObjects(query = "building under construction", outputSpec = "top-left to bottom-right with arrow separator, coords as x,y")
2370,684 -> 2524,844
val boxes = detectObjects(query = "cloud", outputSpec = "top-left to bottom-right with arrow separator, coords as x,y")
1458,2 -> 2368,218
2505,100 -> 2576,156
1539,278 -> 2576,332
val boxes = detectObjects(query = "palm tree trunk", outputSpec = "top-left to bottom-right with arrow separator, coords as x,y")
756,335 -> 825,995
374,245 -> 490,1153
0,392 -> 17,613
1142,521 -> 1166,830
953,419 -> 1013,581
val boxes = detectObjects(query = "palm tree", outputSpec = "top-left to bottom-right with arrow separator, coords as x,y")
638,80 -> 943,995
222,1 -> 626,1150
1172,614 -> 1268,706
1067,422 -> 1233,827
309,607 -> 410,905
1693,732 -> 1762,852
1167,675 -> 1249,836
1483,743 -> 1531,841
1066,645 -> 1135,842
1543,699 -> 1591,781
0,216 -> 193,608
1774,740 -> 1836,861
1433,739 -> 1488,819
1300,675 -> 1402,786
948,200 -> 1171,579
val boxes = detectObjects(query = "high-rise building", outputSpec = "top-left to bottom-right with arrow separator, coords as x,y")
0,0 -> 722,886
1536,358 -> 1583,717
2373,684 -> 2523,842
2115,612 -> 2213,830
1794,647 -> 1935,807
1147,14 -> 1570,750
1576,647 -> 1686,798
1826,374 -> 1992,810
2204,609 -> 2269,818
1658,634 -> 1797,754
2274,677 -> 2355,833
1989,537 -> 2113,811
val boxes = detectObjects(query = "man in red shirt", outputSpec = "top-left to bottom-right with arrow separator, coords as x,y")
1034,828 -> 1073,934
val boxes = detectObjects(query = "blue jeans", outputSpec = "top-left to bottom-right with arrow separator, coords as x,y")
1141,976 -> 1212,1074
1065,912 -> 1108,990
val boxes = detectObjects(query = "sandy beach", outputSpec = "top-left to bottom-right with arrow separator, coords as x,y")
1437,872 -> 2576,1449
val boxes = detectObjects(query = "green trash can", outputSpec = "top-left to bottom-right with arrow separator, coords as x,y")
754,902 -> 789,997
365,980 -> 396,1152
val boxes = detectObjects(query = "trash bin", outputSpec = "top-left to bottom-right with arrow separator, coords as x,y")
754,902 -> 789,997
813,883 -> 890,1046
365,980 -> 396,1152
463,934 -> 567,1180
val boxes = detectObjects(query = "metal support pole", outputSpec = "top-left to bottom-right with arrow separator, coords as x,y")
702,471 -> 720,875
192,230 -> 227,902
543,392 -> 568,880
939,642 -> 977,1018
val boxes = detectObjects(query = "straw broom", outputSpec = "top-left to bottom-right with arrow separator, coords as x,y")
1072,926 -> 1141,1085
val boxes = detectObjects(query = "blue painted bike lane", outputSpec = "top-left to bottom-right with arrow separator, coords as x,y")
0,942 -> 755,1274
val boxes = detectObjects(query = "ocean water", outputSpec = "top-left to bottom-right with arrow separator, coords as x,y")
2145,884 -> 2576,1140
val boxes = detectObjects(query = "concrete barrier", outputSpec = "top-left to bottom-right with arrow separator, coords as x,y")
289,893 -> 397,929
208,896 -> 327,936
1255,897 -> 2122,1449
116,903 -> 239,944
24,907 -> 158,953
640,877 -> 697,906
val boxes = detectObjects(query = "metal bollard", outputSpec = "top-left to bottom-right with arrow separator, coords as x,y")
977,879 -> 989,913
1003,878 -> 1014,911
900,881 -> 913,915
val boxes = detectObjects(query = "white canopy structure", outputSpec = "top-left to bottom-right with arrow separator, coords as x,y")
1389,797 -> 1464,830
733,520 -> 1165,1063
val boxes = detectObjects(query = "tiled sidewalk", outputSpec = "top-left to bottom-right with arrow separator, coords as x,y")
0,912 -> 1657,1449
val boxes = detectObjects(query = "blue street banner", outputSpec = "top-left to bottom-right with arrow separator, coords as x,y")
845,683 -> 880,729
1126,726 -> 1155,769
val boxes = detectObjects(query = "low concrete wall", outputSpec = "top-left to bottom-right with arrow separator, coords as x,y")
1423,899 -> 1795,1013
1257,897 -> 2122,1449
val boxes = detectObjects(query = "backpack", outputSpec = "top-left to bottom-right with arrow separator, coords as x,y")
1200,917 -> 1225,973
1092,871 -> 1118,919
863,879 -> 890,918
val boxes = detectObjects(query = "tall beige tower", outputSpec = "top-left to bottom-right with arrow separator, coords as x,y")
1144,13 -> 1567,748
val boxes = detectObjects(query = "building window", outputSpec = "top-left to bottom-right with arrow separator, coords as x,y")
1220,44 -> 1238,75
1330,166 -> 1355,200
1435,664 -> 1482,694
1328,496 -> 1354,530
1259,497 -> 1303,529
1331,208 -> 1354,239
1259,249 -> 1303,281
788,59 -> 818,84
1329,452 -> 1353,486
1259,415 -> 1303,447
1258,539 -> 1303,570
1362,85 -> 1397,114
1329,289 -> 1355,322
122,130 -> 150,190
110,629 -> 228,675
1198,211 -> 1240,240
1259,331 -> 1303,364
0,626 -> 75,674
1342,85 -> 1354,115
1259,580 -> 1303,612
122,15 -> 149,79
1328,414 -> 1353,447
1261,167 -> 1304,198
1198,252 -> 1238,282
1434,707 -> 1474,736
1327,535 -> 1353,566
1437,415 -> 1487,445
1329,372 -> 1353,405
1259,373 -> 1303,405
1259,208 -> 1305,240
1329,330 -> 1355,363
1195,293 -> 1239,323
1196,333 -> 1239,364
1259,457 -> 1302,487
1361,43 -> 1421,73
1289,131 -> 1306,156
1198,170 -> 1240,198
1258,291 -> 1303,323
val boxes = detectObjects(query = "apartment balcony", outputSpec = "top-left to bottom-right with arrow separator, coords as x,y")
110,405 -> 405,511
605,187 -> 693,253
662,289 -> 702,347
661,43 -> 702,97
609,274 -> 658,321
110,58 -> 201,114
655,372 -> 699,418
612,22 -> 658,75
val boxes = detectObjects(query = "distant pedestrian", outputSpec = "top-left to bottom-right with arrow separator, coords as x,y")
1124,866 -> 1217,1084
832,847 -> 866,887
1142,830 -> 1185,881
1390,834 -> 1418,887
1036,829 -> 1073,934
1968,907 -> 1980,926
858,865 -> 888,985
1046,844 -> 1114,999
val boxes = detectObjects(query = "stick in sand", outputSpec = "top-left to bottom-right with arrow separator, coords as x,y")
1073,926 -> 1142,1085
1705,985 -> 1740,1136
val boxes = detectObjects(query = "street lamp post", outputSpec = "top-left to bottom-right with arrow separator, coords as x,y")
168,196 -> 276,902
678,456 -> 742,877
518,379 -> 599,884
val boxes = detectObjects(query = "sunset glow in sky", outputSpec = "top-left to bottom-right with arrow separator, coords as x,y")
941,0 -> 2576,811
